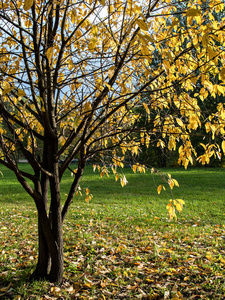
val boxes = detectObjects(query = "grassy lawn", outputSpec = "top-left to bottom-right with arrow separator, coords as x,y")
0,165 -> 225,299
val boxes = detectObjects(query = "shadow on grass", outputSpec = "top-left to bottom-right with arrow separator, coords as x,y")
0,265 -> 53,299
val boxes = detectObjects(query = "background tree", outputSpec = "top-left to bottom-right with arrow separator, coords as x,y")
1,0 -> 225,283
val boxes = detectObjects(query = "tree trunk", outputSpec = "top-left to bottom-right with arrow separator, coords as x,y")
30,218 -> 50,280
30,149 -> 84,283
30,162 -> 64,283
31,203 -> 64,283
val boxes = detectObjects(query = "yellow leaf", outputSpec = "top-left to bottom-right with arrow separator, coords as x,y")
208,46 -> 217,60
222,141 -> 225,154
47,4 -> 52,14
120,175 -> 128,187
176,118 -> 184,127
68,59 -> 74,71
176,199 -> 185,205
88,38 -> 97,50
202,33 -> 209,48
189,114 -> 199,130
217,85 -> 225,95
206,251 -> 212,261
205,122 -> 211,133
141,45 -> 150,56
168,179 -> 174,189
186,8 -> 201,17
167,20 -> 179,35
105,82 -> 113,90
108,66 -> 114,79
84,282 -> 93,288
23,0 -> 34,11
71,9 -> 77,24
86,188 -> 90,195
74,116 -> 80,130
220,68 -> 225,81
115,174 -> 119,181
174,201 -> 182,212
2,87 -> 14,95
131,146 -> 139,156
111,166 -> 116,174
46,47 -> 53,63
143,34 -> 155,43
51,286 -> 61,293
172,178 -> 179,187
91,25 -> 98,37
132,165 -> 137,173
167,203 -> 176,221
157,139 -> 165,149
17,89 -> 26,97
143,103 -> 150,114
157,185 -> 162,194
166,201 -> 172,210
163,60 -> 170,74
84,101 -> 92,113
136,19 -> 148,31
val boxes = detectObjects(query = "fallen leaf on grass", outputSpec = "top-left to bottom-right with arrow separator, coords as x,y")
66,285 -> 74,293
50,286 -> 61,293
0,282 -> 11,292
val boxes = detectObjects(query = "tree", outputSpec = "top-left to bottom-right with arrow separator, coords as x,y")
137,0 -> 225,168
1,0 -> 225,283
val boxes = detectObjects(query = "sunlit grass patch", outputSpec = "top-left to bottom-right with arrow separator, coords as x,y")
0,165 -> 225,299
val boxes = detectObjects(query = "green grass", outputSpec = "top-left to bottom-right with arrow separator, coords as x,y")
0,165 -> 225,299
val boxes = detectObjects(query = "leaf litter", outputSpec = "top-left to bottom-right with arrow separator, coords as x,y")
1,205 -> 225,299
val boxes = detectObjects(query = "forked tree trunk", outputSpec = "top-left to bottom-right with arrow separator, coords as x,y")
30,150 -> 85,283
31,200 -> 64,283
30,161 -> 64,282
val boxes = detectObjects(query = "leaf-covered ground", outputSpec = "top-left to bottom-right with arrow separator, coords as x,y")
0,166 -> 225,299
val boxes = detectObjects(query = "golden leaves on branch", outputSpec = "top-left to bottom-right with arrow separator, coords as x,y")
197,143 -> 222,165
136,19 -> 148,32
154,171 -> 184,221
132,164 -> 146,174
1,87 -> 14,96
120,175 -> 128,187
167,199 -> 185,221
85,188 -> 93,203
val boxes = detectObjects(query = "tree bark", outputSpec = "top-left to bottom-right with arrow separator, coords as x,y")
31,140 -> 64,283
48,167 -> 64,283
30,218 -> 50,281
31,191 -> 64,283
